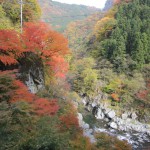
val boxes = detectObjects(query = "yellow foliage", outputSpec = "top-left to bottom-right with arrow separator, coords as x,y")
94,17 -> 116,40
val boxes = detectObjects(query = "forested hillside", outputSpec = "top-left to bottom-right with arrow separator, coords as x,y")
64,12 -> 104,58
38,0 -> 101,32
93,0 -> 150,70
67,1 -> 150,148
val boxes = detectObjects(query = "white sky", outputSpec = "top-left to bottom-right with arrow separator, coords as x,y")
52,0 -> 107,9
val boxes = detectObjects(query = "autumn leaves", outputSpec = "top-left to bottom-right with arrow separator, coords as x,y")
0,22 -> 70,79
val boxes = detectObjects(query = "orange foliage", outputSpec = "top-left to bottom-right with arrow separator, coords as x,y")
59,114 -> 79,129
0,30 -> 23,65
22,22 -> 69,58
137,90 -> 148,98
111,93 -> 120,102
33,98 -> 59,116
0,70 -> 33,103
46,55 -> 69,78
10,79 -> 34,103
0,70 -> 59,116
0,22 -> 70,78
136,79 -> 150,104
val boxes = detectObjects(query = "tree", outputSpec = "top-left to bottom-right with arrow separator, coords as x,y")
0,5 -> 12,29
0,30 -> 23,66
34,98 -> 59,116
0,0 -> 41,24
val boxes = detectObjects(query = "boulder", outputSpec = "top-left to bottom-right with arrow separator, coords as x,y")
109,122 -> 118,129
83,123 -> 90,129
105,118 -> 110,122
107,110 -> 116,119
95,108 -> 105,119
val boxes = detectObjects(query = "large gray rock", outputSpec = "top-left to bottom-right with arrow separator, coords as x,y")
107,110 -> 116,119
23,63 -> 44,94
83,123 -> 90,129
95,108 -> 105,119
109,122 -> 118,129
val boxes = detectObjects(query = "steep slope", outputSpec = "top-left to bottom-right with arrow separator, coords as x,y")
38,0 -> 101,32
66,1 -> 150,149
64,12 -> 104,58
67,0 -> 150,132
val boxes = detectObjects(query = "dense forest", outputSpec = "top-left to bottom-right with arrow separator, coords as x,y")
0,0 -> 150,149
68,0 -> 150,116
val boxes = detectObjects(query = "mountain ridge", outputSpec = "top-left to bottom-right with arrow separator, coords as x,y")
38,0 -> 101,32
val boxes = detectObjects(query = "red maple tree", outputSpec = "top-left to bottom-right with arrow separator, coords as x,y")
0,30 -> 23,65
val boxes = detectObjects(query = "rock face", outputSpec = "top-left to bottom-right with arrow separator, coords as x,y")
25,68 -> 44,93
81,96 -> 150,136
19,57 -> 44,94
95,108 -> 105,119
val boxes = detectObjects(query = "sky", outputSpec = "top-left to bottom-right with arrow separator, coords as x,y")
52,0 -> 108,9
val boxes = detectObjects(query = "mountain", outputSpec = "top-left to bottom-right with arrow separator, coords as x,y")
103,0 -> 114,11
38,0 -> 101,32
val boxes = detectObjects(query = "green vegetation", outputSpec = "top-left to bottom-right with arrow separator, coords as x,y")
95,133 -> 132,150
0,0 -> 41,30
94,0 -> 150,70
38,0 -> 101,32
66,0 -> 150,122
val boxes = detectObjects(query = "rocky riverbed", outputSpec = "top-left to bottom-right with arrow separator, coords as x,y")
77,96 -> 150,150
